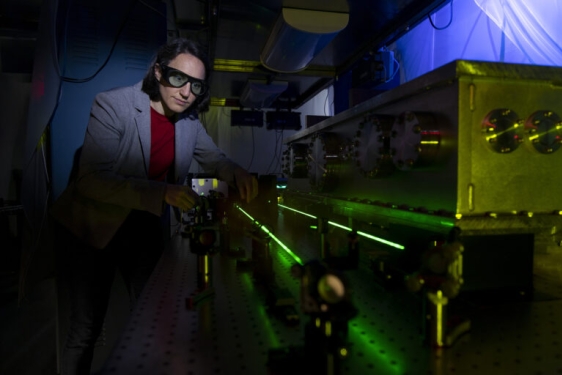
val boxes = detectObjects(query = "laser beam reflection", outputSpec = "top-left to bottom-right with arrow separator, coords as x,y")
485,122 -> 519,142
239,273 -> 280,347
529,124 -> 562,141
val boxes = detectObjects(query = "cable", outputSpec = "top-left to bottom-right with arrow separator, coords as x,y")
246,125 -> 255,171
264,124 -> 275,174
265,128 -> 283,174
23,0 -> 65,175
324,89 -> 330,116
29,0 -> 153,173
221,106 -> 231,118
460,10 -> 483,59
486,14 -> 498,61
22,0 -> 179,300
428,0 -> 453,31
264,131 -> 277,174
61,0 -> 139,83
168,0 -> 180,38
138,0 -> 175,29
278,130 -> 285,174
272,129 -> 284,175
385,56 -> 400,83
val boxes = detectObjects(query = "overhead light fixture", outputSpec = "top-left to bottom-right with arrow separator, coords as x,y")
260,7 -> 349,73
239,79 -> 289,109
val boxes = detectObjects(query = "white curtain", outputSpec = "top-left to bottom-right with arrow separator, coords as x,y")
474,0 -> 562,66
387,0 -> 562,85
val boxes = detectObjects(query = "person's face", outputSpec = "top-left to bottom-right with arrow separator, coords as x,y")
153,53 -> 206,116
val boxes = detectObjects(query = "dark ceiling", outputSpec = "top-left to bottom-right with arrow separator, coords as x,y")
1,0 -> 450,109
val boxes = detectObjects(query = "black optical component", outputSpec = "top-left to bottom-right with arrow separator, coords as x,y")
159,64 -> 207,96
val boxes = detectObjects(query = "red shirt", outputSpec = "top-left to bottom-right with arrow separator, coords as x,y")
148,107 -> 175,181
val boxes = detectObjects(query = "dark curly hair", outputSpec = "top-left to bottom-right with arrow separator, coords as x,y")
142,38 -> 211,113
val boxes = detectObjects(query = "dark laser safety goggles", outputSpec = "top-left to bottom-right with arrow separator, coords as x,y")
159,64 -> 207,96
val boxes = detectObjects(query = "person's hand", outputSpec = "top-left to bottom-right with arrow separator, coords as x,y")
234,168 -> 258,203
164,184 -> 201,211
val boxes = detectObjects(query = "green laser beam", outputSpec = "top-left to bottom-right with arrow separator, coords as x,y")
356,231 -> 405,250
236,205 -> 303,265
279,204 -> 405,250
279,204 -> 317,219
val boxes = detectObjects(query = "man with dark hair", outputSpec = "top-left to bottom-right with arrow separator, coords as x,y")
51,37 -> 258,374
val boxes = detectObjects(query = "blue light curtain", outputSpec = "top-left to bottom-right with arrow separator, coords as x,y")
474,0 -> 562,66
389,0 -> 562,84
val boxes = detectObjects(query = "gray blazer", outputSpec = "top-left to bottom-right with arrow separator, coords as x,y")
51,81 -> 241,249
